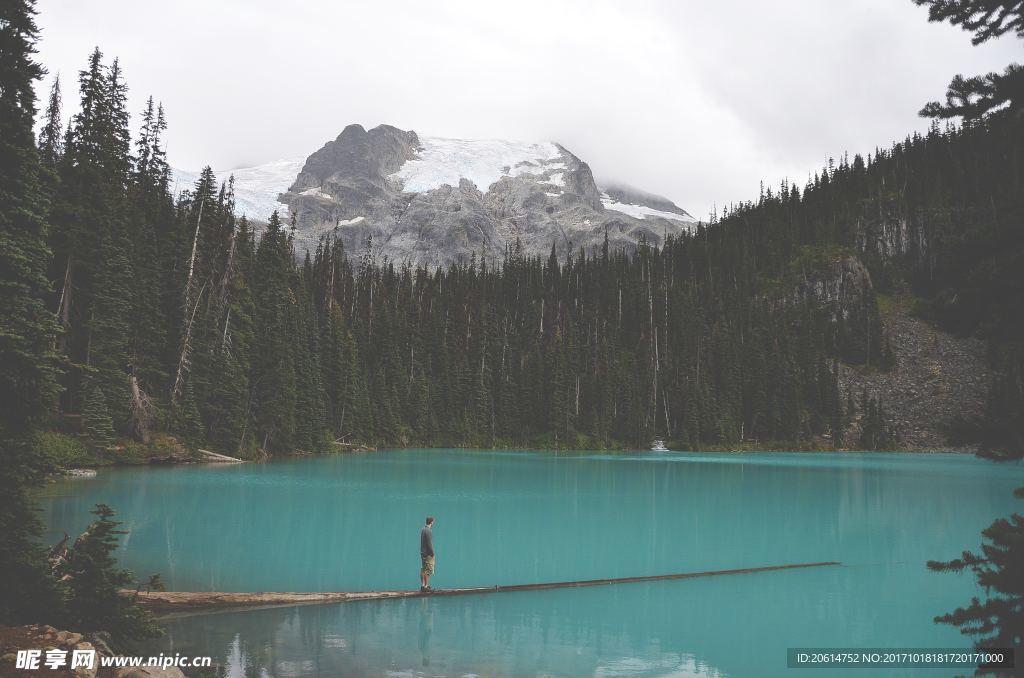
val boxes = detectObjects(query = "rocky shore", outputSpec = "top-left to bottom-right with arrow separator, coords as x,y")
0,625 -> 184,678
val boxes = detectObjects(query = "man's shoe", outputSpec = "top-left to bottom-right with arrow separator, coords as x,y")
424,586 -> 434,593
420,585 -> 428,593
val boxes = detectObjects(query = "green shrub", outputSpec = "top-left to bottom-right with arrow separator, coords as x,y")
34,431 -> 97,469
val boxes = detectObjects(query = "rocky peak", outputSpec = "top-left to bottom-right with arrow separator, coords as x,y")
288,124 -> 419,193
174,125 -> 698,268
279,125 -> 697,267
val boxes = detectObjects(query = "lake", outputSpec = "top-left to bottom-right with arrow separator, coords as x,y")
38,450 -> 1023,677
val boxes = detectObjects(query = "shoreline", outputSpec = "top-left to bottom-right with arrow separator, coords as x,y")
51,444 -> 981,476
39,422 -> 984,476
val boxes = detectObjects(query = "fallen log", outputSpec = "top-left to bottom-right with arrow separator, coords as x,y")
128,561 -> 840,616
196,448 -> 245,463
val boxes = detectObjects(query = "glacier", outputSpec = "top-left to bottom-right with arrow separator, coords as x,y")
391,136 -> 567,193
171,158 -> 303,221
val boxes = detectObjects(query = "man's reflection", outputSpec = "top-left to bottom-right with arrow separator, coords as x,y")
418,597 -> 433,667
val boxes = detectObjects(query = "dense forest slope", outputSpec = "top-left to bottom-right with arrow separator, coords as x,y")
20,47 -> 1024,457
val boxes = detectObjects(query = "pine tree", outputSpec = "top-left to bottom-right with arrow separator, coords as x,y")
51,47 -> 135,414
0,0 -> 64,624
149,104 -> 169,191
292,271 -> 326,451
858,394 -> 895,450
173,379 -> 203,450
829,360 -> 843,448
927,490 -> 1024,663
169,166 -> 217,413
252,212 -> 297,451
204,226 -> 256,454
343,329 -> 372,440
82,385 -> 115,452
89,220 -> 134,427
914,0 -> 1023,119
122,96 -> 174,440
57,504 -> 161,644
134,96 -> 154,182
913,0 -> 1023,45
37,74 -> 62,167
930,355 -> 1024,667
920,66 -> 1024,120
85,55 -> 136,421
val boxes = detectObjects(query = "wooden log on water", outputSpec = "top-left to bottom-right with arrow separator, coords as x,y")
196,448 -> 245,463
127,561 -> 840,615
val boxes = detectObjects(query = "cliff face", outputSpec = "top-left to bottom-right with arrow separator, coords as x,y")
278,124 -> 696,268
768,251 -> 883,367
782,249 -> 989,451
855,210 -> 929,262
845,202 -> 995,450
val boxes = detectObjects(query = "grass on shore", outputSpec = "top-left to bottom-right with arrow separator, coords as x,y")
34,430 -> 203,470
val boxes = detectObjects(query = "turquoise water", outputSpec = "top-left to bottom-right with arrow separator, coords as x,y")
38,450 -> 1023,677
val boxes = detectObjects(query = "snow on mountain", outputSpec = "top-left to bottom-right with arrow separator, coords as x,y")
170,158 -> 303,221
391,137 -> 567,193
600,193 -> 695,223
172,125 -> 698,267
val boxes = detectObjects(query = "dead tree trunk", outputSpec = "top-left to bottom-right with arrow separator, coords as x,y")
171,281 -> 207,411
171,200 -> 205,409
129,374 -> 153,444
55,256 -> 72,351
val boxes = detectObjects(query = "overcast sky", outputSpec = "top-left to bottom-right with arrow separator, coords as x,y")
33,0 -> 1020,220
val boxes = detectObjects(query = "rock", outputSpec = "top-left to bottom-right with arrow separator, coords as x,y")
855,211 -> 928,263
838,297 -> 991,451
86,632 -> 114,658
55,631 -> 83,646
114,668 -> 185,678
71,642 -> 97,678
278,124 -> 696,268
0,625 -> 99,678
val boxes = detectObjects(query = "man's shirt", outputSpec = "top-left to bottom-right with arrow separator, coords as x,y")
421,525 -> 434,557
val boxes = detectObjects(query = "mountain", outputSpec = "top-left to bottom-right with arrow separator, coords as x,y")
173,124 -> 695,267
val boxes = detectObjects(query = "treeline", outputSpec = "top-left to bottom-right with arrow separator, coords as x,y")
22,48 -> 1022,458
27,46 -> 866,452
1,2 -> 161,634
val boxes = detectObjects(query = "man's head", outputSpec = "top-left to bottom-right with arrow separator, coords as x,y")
425,516 -> 434,526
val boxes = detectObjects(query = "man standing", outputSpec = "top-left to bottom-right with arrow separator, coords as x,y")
420,516 -> 435,593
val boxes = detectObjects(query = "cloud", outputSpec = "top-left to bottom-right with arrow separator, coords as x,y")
33,0 -> 1021,220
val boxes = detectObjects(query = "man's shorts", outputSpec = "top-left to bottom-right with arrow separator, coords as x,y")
421,555 -> 435,575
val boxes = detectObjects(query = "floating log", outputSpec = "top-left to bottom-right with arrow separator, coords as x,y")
129,561 -> 839,616
196,448 -> 245,463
